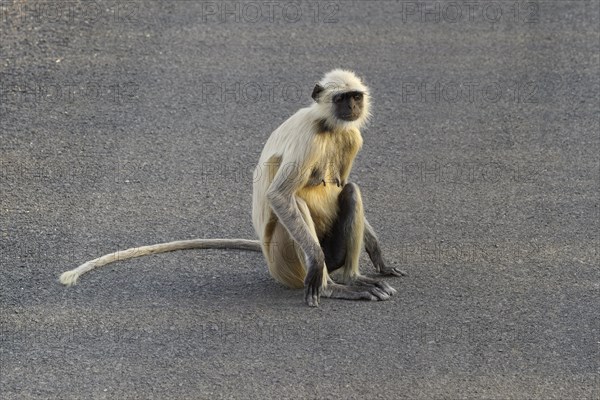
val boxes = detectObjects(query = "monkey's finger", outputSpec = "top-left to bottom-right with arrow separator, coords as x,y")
306,294 -> 319,307
312,294 -> 320,307
305,286 -> 320,307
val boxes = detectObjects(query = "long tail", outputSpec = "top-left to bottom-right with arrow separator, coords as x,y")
59,238 -> 262,286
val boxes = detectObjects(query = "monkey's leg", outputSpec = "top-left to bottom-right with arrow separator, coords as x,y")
320,183 -> 394,301
265,222 -> 307,290
364,218 -> 408,277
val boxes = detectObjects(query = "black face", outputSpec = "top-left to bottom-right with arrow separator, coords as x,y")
332,91 -> 364,121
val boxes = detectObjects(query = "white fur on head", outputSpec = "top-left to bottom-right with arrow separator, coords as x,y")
312,69 -> 371,130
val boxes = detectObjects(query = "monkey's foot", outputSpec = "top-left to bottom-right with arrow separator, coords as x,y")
376,264 -> 408,277
321,280 -> 393,301
352,275 -> 398,296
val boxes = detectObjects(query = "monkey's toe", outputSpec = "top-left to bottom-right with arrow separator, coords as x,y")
376,281 -> 397,296
370,287 -> 391,301
379,266 -> 408,277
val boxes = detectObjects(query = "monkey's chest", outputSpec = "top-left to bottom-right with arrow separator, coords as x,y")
298,162 -> 343,236
306,162 -> 342,188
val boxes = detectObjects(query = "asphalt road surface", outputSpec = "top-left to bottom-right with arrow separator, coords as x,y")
1,1 -> 599,399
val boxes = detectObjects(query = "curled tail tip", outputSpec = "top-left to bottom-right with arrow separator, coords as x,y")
59,270 -> 80,286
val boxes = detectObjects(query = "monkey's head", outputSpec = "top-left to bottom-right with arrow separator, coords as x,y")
311,69 -> 371,130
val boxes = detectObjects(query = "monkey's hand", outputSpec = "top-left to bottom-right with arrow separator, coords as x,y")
304,255 -> 324,307
376,263 -> 408,277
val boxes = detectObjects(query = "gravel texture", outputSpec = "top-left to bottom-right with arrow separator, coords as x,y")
1,1 -> 598,399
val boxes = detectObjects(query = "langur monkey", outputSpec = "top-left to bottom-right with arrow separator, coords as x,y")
60,69 -> 406,307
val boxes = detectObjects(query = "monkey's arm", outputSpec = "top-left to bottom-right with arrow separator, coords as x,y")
364,218 -> 408,277
266,158 -> 325,307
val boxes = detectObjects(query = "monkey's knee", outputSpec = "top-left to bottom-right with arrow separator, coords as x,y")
338,182 -> 363,210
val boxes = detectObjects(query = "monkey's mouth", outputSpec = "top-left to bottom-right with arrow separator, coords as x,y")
339,114 -> 361,121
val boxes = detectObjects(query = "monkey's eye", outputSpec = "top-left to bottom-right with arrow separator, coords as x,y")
353,93 -> 363,101
332,95 -> 342,104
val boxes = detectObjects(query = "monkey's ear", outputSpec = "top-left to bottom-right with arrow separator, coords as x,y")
311,83 -> 324,102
